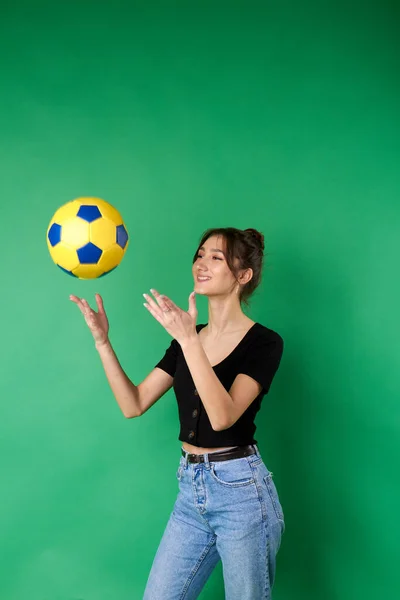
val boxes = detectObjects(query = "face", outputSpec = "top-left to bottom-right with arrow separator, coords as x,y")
192,235 -> 239,297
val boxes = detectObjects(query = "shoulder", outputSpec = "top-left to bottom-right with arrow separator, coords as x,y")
251,322 -> 283,344
246,322 -> 284,356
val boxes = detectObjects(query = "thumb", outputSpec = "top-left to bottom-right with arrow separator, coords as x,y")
95,293 -> 106,315
188,290 -> 197,317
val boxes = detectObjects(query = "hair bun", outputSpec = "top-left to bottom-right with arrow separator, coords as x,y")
244,228 -> 265,251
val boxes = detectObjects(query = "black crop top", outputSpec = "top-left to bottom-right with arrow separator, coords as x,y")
155,322 -> 284,447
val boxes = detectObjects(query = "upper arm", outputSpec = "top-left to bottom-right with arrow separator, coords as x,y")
225,374 -> 263,427
224,334 -> 284,428
134,337 -> 178,416
136,367 -> 174,416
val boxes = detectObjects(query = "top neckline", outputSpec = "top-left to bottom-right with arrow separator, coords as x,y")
196,322 -> 259,369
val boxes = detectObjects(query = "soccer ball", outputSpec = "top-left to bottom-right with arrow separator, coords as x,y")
47,197 -> 129,279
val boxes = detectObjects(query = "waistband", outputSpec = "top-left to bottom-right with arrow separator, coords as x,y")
181,444 -> 258,464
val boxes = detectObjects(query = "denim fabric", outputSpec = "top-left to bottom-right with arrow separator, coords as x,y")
143,445 -> 285,599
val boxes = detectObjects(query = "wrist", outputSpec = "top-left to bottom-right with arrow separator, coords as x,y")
95,338 -> 111,352
179,333 -> 199,351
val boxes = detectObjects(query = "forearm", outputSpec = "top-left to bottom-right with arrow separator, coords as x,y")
180,336 -> 233,430
95,340 -> 141,418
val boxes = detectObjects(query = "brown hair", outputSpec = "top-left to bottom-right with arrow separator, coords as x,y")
192,227 -> 265,306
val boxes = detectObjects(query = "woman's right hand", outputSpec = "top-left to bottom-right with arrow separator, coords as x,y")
70,293 -> 109,347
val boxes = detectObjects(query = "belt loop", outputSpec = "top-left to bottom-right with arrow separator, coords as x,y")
253,444 -> 261,458
204,452 -> 210,469
182,447 -> 189,467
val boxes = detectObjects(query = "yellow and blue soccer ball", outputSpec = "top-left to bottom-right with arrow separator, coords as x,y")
46,197 -> 129,279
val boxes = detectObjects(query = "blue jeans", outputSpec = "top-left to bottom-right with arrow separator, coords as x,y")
143,445 -> 285,599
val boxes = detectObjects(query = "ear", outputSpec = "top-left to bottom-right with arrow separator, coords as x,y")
239,267 -> 253,285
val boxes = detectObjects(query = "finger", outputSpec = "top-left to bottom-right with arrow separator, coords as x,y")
143,292 -> 163,315
160,296 -> 174,312
149,288 -> 166,309
159,294 -> 177,311
70,295 -> 87,315
81,298 -> 95,316
150,288 -> 171,309
70,294 -> 83,305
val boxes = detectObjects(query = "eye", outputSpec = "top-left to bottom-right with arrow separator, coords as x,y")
196,254 -> 222,260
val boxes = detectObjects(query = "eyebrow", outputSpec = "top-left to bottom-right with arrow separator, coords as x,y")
199,246 -> 225,254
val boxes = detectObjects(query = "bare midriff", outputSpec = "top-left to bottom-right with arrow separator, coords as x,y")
182,442 -> 238,455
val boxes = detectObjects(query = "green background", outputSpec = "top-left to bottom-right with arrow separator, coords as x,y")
0,1 -> 399,599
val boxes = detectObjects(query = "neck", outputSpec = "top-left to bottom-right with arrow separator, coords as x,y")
205,296 -> 252,335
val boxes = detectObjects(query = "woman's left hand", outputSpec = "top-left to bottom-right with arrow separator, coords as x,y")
143,288 -> 198,346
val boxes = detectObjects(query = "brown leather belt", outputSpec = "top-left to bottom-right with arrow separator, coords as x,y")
181,444 -> 257,463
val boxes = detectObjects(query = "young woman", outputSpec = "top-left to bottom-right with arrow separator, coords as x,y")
70,227 -> 285,600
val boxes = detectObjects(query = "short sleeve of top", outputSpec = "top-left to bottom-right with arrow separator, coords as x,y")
154,338 -> 179,377
238,332 -> 284,395
154,324 -> 205,378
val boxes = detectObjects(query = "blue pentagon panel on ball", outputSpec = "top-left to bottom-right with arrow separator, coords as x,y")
77,242 -> 103,264
48,223 -> 62,247
116,224 -> 129,248
77,205 -> 102,223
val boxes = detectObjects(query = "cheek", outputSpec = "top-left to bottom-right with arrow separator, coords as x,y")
220,265 -> 233,277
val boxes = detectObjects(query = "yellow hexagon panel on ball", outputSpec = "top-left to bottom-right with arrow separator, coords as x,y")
46,197 -> 129,279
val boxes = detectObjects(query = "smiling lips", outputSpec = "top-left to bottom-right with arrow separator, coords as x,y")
197,276 -> 211,282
